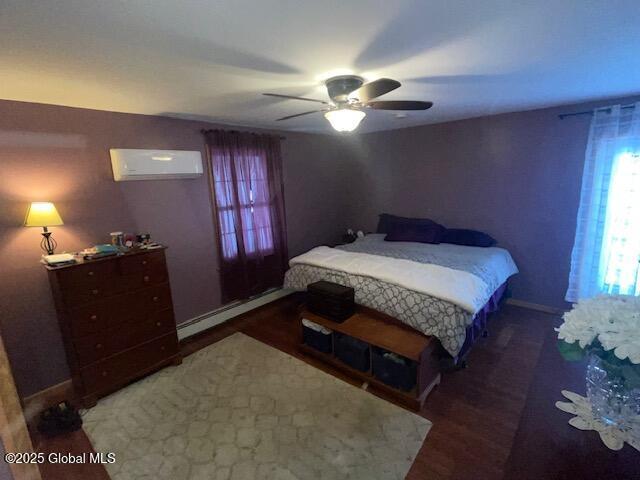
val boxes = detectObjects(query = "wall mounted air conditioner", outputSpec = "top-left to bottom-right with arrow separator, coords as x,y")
110,149 -> 203,181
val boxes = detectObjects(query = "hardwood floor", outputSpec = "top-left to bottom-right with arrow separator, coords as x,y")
34,295 -> 637,479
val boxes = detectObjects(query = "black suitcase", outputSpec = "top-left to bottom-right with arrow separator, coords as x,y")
307,280 -> 355,322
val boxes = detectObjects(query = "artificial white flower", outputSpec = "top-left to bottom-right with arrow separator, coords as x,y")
557,295 -> 640,364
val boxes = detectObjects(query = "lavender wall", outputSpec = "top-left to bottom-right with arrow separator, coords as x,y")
0,100 -> 355,397
343,94 -> 640,310
4,94 -> 639,397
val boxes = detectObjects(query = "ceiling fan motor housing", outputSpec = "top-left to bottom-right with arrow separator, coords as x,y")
325,75 -> 364,103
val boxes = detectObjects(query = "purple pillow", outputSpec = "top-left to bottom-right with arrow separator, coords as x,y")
384,222 -> 445,244
376,213 -> 439,234
441,229 -> 496,247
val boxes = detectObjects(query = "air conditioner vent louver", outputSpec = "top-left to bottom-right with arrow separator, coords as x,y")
110,149 -> 203,181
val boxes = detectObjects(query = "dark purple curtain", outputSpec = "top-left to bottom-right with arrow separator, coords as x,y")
203,129 -> 288,303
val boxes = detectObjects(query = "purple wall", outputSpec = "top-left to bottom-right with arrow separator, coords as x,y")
3,93 -> 640,397
0,100 -> 355,397
343,94 -> 640,310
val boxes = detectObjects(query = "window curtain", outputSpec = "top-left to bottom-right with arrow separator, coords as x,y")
203,129 -> 288,304
566,102 -> 640,302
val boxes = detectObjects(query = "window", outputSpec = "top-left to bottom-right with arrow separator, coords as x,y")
566,102 -> 640,301
205,129 -> 288,304
212,153 -> 274,260
600,152 -> 640,295
235,155 -> 275,258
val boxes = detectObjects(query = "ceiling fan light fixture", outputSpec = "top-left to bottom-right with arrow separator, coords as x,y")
324,108 -> 366,132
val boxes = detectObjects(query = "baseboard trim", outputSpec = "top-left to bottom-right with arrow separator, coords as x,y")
505,298 -> 566,315
177,288 -> 294,340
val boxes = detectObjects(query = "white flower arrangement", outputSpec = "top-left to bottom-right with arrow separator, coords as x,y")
556,295 -> 640,446
556,295 -> 640,364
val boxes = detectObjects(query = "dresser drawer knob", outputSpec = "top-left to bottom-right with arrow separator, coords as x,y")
88,271 -> 95,276
152,296 -> 159,302
160,345 -> 166,351
156,321 -> 162,327
90,314 -> 98,321
91,289 -> 99,295
142,260 -> 148,265
101,371 -> 108,377
143,275 -> 150,283
95,343 -> 103,350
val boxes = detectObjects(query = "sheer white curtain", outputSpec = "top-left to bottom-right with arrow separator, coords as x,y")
566,102 -> 640,302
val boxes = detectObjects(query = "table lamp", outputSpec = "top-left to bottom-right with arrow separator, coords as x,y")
24,202 -> 64,255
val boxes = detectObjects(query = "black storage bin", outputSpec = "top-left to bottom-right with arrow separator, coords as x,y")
371,346 -> 416,391
334,332 -> 370,372
302,320 -> 333,354
307,280 -> 355,322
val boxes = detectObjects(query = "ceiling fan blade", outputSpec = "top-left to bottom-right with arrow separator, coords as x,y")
367,100 -> 433,110
349,78 -> 401,102
276,110 -> 323,121
263,93 -> 329,104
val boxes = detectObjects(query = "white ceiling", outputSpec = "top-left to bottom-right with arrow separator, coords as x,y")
2,1 -> 639,133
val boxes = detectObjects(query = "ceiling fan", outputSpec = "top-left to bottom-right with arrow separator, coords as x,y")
263,75 -> 433,132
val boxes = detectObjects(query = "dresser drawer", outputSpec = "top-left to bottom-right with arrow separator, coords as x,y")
140,283 -> 173,312
58,261 -> 118,287
108,309 -> 175,354
80,333 -> 179,394
74,333 -> 108,366
121,268 -> 168,291
68,300 -> 113,337
119,250 -> 166,275
62,280 -> 119,307
73,309 -> 175,367
107,283 -> 173,326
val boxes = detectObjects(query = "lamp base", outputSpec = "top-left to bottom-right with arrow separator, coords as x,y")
41,228 -> 57,255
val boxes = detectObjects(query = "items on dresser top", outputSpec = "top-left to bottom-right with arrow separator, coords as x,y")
80,244 -> 120,260
110,231 -> 125,248
136,233 -> 151,245
45,247 -> 181,407
140,242 -> 163,250
42,253 -> 76,266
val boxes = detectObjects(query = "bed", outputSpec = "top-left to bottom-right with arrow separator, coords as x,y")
284,233 -> 518,360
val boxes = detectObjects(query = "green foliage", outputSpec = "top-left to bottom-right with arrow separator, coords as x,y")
558,338 -> 640,390
557,340 -> 585,361
621,365 -> 640,390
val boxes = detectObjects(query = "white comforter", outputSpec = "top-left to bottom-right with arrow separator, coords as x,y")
289,245 -> 518,313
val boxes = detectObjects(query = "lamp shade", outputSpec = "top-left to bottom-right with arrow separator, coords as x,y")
24,202 -> 64,227
324,109 -> 366,132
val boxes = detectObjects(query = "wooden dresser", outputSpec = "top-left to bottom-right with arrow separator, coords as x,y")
46,247 -> 181,407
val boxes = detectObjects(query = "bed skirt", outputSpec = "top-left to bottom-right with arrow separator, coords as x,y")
453,282 -> 508,362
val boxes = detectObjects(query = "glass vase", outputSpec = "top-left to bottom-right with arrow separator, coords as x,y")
585,353 -> 640,436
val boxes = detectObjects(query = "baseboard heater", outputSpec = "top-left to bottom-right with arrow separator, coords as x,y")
177,288 -> 293,340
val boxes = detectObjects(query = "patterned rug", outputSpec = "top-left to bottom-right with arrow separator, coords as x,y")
83,333 -> 431,480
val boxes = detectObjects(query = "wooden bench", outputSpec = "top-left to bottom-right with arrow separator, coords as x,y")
299,307 -> 441,410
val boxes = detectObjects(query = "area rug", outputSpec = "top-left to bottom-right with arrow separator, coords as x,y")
83,333 -> 431,480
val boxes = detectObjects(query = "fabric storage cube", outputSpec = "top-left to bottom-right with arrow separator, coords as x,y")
371,346 -> 417,391
307,280 -> 355,322
302,319 -> 333,354
334,332 -> 370,372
